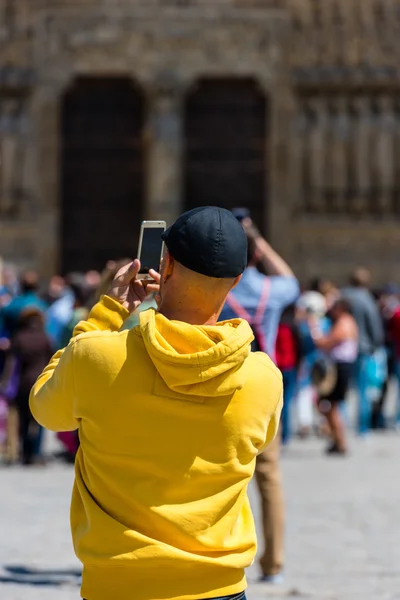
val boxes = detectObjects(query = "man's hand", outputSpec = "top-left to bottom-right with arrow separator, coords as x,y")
107,260 -> 160,314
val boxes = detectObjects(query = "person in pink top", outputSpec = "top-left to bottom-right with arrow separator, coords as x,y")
311,299 -> 358,455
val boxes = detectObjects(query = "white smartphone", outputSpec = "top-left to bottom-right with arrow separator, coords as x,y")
137,220 -> 166,280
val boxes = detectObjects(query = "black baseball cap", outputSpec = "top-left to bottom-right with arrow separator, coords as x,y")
161,206 -> 247,278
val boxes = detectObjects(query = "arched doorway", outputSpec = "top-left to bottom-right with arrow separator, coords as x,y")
61,77 -> 145,273
184,78 -> 267,231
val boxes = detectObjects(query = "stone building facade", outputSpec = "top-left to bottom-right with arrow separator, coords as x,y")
0,0 -> 399,283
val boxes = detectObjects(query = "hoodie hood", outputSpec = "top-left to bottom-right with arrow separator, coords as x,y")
139,309 -> 254,397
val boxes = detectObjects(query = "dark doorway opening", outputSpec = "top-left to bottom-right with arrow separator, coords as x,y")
184,78 -> 267,232
61,77 -> 144,273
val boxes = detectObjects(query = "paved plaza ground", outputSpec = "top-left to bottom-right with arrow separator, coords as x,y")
1,431 -> 400,600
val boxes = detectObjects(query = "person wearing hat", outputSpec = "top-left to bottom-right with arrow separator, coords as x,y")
295,291 -> 331,437
30,207 -> 283,600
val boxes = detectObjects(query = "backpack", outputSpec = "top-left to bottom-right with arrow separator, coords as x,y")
226,279 -> 270,353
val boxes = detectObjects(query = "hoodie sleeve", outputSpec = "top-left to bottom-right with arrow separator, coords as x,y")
72,295 -> 129,337
30,296 -> 129,432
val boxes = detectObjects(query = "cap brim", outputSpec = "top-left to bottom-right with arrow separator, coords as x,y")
161,227 -> 171,243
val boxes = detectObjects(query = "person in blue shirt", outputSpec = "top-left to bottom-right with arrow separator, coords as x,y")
220,216 -> 299,585
1,271 -> 47,338
220,218 -> 299,358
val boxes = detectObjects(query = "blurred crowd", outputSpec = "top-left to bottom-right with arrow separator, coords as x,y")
0,246 -> 399,466
277,270 -> 398,454
0,258 -> 157,465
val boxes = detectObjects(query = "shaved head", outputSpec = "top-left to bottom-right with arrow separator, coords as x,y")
158,251 -> 240,326
174,260 -> 235,294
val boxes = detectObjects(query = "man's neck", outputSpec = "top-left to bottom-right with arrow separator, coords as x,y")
158,303 -> 220,326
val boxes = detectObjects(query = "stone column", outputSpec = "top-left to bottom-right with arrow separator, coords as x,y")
376,95 -> 396,214
0,97 -> 24,215
329,96 -> 349,214
144,81 -> 184,226
0,93 -> 43,271
308,97 -> 329,213
266,80 -> 293,258
289,98 -> 308,214
395,99 -> 400,202
31,83 -> 63,277
352,96 -> 372,214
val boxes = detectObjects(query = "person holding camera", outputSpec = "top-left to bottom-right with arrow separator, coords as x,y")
220,216 -> 300,584
30,207 -> 283,600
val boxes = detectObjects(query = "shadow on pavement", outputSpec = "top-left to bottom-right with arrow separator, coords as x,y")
0,565 -> 81,587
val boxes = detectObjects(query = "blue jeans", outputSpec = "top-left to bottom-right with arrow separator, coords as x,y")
355,355 -> 371,434
281,368 -> 297,444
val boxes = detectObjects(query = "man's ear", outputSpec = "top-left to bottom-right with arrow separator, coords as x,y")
163,251 -> 175,283
231,274 -> 242,290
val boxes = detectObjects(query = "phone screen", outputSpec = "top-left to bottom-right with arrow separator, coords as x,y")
139,228 -> 165,274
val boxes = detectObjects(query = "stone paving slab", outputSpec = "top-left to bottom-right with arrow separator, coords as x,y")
1,432 -> 400,600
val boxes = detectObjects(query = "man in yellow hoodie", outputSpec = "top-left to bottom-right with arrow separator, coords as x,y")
30,206 -> 283,600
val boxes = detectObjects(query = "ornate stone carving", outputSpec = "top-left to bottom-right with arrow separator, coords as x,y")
351,96 -> 372,214
0,96 -> 30,216
395,99 -> 400,208
289,98 -> 308,213
294,91 -> 400,217
307,96 -> 329,212
375,95 -> 396,213
289,0 -> 400,72
330,96 -> 349,213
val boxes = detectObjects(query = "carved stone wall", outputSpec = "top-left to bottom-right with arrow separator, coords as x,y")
0,94 -> 36,215
0,0 -> 289,274
285,0 -> 400,283
289,92 -> 400,217
0,0 -> 400,283
289,0 -> 400,72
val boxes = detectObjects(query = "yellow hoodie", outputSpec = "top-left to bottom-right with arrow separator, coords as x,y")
30,296 -> 283,600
